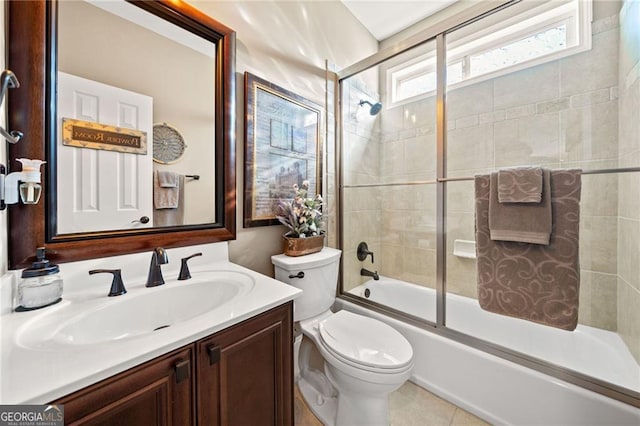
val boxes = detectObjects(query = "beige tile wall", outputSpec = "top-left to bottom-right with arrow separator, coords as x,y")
341,77 -> 383,291
375,10 -> 621,330
617,0 -> 640,364
375,97 -> 438,289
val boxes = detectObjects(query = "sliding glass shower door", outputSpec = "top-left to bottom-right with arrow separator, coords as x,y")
340,39 -> 438,323
443,0 -> 639,395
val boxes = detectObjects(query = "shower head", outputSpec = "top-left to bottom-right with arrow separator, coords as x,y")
359,100 -> 382,116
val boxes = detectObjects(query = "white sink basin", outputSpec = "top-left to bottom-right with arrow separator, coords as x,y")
16,271 -> 254,349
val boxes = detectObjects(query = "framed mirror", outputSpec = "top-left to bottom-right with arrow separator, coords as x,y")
7,0 -> 236,268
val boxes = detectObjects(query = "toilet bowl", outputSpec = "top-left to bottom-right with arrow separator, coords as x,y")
272,248 -> 413,426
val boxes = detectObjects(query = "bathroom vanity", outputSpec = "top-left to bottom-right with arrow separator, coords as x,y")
53,303 -> 292,425
0,243 -> 300,425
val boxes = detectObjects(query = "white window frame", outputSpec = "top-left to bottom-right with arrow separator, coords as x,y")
386,0 -> 593,108
391,56 -> 437,104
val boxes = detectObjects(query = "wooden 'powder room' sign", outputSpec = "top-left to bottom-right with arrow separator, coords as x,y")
62,118 -> 147,155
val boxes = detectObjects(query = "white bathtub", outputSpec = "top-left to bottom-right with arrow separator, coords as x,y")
336,277 -> 640,425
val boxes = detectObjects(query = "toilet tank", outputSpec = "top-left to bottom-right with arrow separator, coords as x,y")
271,247 -> 341,322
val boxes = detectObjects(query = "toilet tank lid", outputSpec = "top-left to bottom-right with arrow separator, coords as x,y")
271,247 -> 341,270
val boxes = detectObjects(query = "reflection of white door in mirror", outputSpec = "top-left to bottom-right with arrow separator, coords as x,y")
57,72 -> 153,234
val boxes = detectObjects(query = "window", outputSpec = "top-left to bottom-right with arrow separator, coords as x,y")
387,0 -> 592,107
469,24 -> 567,76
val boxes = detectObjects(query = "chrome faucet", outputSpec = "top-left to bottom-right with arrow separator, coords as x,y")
146,247 -> 169,287
360,268 -> 379,281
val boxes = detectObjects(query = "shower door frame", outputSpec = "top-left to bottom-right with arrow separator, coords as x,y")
334,0 -> 640,408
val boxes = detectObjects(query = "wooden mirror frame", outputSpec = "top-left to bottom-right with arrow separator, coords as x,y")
7,0 -> 236,269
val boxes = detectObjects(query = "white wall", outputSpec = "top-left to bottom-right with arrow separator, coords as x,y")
192,0 -> 378,275
0,1 -> 378,276
380,0 -> 509,49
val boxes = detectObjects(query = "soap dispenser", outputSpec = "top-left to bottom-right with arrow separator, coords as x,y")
16,247 -> 63,311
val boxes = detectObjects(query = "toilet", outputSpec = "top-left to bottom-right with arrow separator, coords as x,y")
272,247 -> 413,426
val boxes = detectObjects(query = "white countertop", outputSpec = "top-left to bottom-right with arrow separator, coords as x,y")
0,243 -> 301,404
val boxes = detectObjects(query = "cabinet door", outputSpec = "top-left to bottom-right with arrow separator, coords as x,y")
53,347 -> 194,426
197,302 -> 293,426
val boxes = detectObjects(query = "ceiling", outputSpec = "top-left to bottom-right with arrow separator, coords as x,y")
341,0 -> 459,41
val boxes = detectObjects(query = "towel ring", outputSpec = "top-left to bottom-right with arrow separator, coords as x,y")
153,123 -> 186,164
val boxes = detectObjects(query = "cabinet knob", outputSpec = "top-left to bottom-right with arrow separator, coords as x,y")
174,359 -> 190,383
207,344 -> 221,365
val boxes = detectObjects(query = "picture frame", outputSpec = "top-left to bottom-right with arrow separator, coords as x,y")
244,72 -> 322,227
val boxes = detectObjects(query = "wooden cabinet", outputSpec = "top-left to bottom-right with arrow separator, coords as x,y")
197,302 -> 293,425
54,346 -> 195,426
52,303 -> 293,426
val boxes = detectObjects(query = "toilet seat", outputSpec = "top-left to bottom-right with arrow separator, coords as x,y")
318,310 -> 413,373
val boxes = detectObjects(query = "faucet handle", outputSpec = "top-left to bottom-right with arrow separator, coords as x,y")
357,241 -> 374,263
89,269 -> 127,297
178,252 -> 203,281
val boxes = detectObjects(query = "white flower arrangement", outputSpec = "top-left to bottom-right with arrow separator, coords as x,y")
275,181 -> 324,238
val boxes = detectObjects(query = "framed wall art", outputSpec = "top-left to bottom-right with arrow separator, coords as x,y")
244,72 -> 322,227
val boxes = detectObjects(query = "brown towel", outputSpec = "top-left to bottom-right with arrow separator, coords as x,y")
498,166 -> 543,203
489,169 -> 552,245
475,169 -> 582,331
154,170 -> 179,209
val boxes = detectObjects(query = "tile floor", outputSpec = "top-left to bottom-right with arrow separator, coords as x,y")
295,381 -> 490,426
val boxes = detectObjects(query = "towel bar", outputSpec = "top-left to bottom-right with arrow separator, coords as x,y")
437,166 -> 640,183
341,167 -> 640,189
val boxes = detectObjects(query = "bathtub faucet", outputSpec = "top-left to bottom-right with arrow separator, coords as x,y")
360,268 -> 379,281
